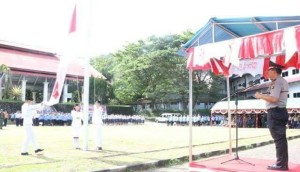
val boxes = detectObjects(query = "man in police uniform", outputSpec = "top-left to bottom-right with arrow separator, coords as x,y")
255,62 -> 289,171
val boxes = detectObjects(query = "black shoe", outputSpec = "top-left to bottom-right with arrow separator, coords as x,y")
35,149 -> 44,153
267,164 -> 288,171
97,147 -> 102,150
21,152 -> 29,156
75,147 -> 81,150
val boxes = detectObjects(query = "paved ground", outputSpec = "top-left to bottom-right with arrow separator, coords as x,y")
145,137 -> 300,172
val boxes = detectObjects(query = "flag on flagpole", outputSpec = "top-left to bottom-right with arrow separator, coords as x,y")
47,57 -> 70,106
69,5 -> 76,34
46,5 -> 77,106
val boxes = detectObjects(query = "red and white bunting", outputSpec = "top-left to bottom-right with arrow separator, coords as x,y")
186,25 -> 300,76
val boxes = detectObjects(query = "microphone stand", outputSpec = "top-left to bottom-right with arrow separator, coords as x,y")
220,83 -> 256,166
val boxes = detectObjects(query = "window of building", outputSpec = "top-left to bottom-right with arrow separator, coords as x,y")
282,71 -> 288,77
288,94 -> 289,98
293,92 -> 300,98
292,69 -> 299,75
254,79 -> 260,84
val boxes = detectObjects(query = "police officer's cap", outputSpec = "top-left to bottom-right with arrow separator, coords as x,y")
267,61 -> 284,74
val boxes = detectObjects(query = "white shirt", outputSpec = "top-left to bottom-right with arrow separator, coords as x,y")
71,110 -> 83,127
21,103 -> 42,125
92,106 -> 103,125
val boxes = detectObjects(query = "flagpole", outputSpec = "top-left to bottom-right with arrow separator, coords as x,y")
82,0 -> 93,151
226,76 -> 232,155
83,57 -> 90,151
188,69 -> 193,163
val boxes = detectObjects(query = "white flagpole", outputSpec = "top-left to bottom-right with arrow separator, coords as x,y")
188,69 -> 193,163
82,0 -> 93,151
226,76 -> 232,155
83,57 -> 90,151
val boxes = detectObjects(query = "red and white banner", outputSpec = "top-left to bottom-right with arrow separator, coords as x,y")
229,58 -> 265,77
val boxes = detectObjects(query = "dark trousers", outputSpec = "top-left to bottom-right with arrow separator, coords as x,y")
16,118 -> 21,126
267,107 -> 289,166
3,119 -> 7,126
34,118 -> 39,126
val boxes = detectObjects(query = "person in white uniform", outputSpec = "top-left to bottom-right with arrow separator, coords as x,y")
92,101 -> 104,150
21,97 -> 44,156
71,104 -> 83,149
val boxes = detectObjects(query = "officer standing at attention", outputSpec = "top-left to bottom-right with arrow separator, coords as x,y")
71,104 -> 83,149
255,62 -> 289,171
92,100 -> 103,150
21,97 -> 44,155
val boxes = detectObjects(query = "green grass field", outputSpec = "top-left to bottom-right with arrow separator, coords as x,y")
0,122 -> 299,172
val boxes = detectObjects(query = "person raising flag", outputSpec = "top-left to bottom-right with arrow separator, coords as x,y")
21,97 -> 44,156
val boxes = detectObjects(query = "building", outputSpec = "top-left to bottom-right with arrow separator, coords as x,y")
230,68 -> 300,99
0,40 -> 104,102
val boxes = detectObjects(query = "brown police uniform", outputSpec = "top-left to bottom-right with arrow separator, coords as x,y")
266,75 -> 289,167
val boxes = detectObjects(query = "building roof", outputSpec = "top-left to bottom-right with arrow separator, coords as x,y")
0,41 -> 105,80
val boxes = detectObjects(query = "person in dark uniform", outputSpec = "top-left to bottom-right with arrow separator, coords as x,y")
255,62 -> 289,171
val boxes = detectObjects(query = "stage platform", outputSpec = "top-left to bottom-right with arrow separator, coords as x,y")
190,155 -> 300,172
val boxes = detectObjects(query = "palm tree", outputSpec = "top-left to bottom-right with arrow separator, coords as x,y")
10,85 -> 22,100
0,64 -> 9,76
0,64 -> 10,100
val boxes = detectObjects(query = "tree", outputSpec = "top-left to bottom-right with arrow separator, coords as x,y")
89,77 -> 113,104
91,54 -> 114,82
90,30 -> 224,111
0,64 -> 9,74
10,86 -> 22,100
0,64 -> 11,100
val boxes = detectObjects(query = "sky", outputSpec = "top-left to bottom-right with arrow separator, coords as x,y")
0,0 -> 299,56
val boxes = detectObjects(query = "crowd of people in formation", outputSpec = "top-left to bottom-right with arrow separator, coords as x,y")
166,115 -> 225,126
102,114 -> 145,125
7,110 -> 145,126
288,114 -> 300,129
164,114 -> 278,128
231,115 -> 266,128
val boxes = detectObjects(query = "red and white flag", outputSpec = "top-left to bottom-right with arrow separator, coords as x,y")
69,5 -> 76,34
47,57 -> 70,106
47,5 -> 76,106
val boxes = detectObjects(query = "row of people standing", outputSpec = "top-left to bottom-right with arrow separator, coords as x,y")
288,114 -> 300,129
167,115 -> 224,126
103,114 -> 145,125
10,111 -> 145,127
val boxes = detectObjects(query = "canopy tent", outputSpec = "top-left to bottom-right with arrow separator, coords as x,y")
211,98 -> 300,114
184,16 -> 300,76
183,16 -> 300,163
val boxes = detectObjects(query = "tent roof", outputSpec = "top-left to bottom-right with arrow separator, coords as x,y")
211,99 -> 266,111
184,16 -> 300,49
211,98 -> 300,112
